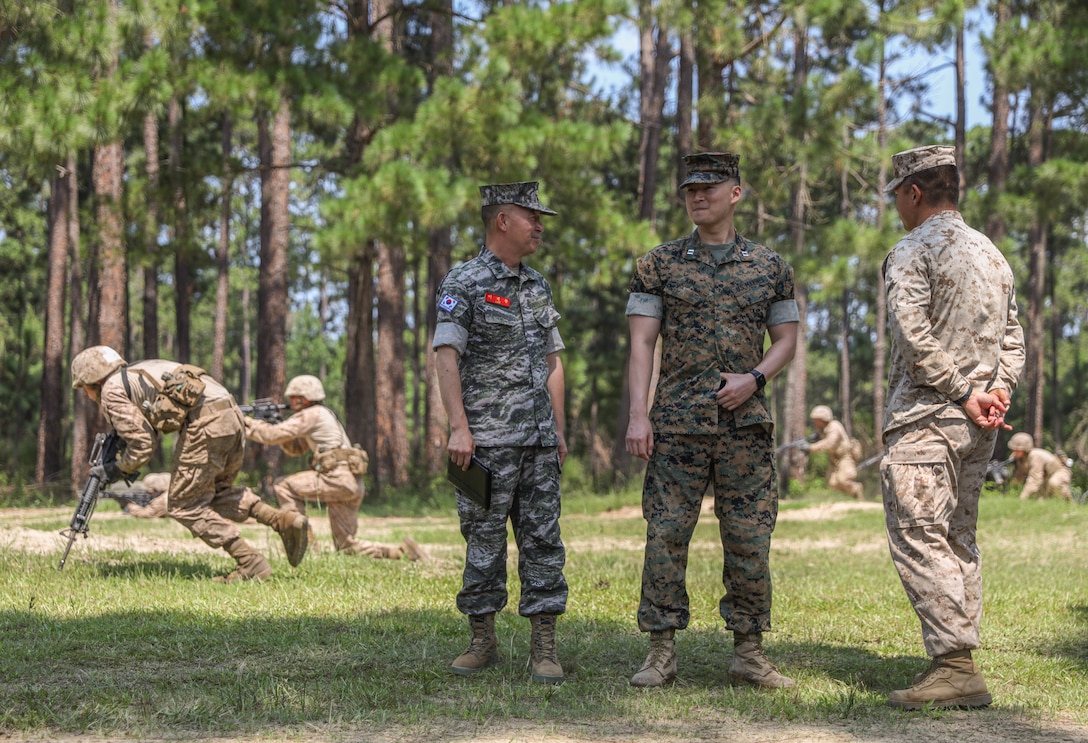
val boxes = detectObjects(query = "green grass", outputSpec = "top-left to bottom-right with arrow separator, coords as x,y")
1,486 -> 1085,740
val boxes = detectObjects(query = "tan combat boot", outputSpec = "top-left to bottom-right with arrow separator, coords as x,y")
529,614 -> 564,685
251,501 -> 309,567
213,537 -> 273,583
400,536 -> 429,562
887,649 -> 992,710
450,612 -> 499,675
630,629 -> 677,687
729,632 -> 795,689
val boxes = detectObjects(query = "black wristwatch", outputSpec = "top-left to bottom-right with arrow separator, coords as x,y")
749,369 -> 767,390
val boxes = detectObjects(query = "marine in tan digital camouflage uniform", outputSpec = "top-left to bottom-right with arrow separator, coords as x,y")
625,152 -> 800,690
243,374 -> 425,560
1007,432 -> 1072,501
434,181 -> 568,685
881,145 -> 1026,709
70,346 -> 309,582
803,405 -> 864,500
115,472 -> 171,518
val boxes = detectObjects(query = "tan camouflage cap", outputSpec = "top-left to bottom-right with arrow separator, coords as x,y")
479,181 -> 557,215
680,152 -> 740,189
885,145 -> 956,193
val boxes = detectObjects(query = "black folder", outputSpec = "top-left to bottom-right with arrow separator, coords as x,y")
447,456 -> 492,509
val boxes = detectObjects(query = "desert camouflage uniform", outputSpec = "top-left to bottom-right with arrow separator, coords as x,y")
119,472 -> 171,518
245,405 -> 398,555
433,246 -> 568,617
809,418 -> 863,499
882,210 -> 1025,658
627,230 -> 798,634
1014,448 -> 1072,501
98,360 -> 269,552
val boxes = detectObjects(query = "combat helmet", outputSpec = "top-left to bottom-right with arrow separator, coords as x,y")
810,405 -> 833,423
285,374 -> 325,402
71,346 -> 126,389
1008,432 -> 1034,452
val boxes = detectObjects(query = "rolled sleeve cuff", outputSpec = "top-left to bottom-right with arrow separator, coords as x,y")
768,299 -> 800,326
432,322 -> 468,355
545,328 -> 566,355
626,292 -> 663,318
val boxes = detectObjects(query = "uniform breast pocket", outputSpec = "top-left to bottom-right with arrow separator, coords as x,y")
480,303 -> 520,342
663,280 -> 702,308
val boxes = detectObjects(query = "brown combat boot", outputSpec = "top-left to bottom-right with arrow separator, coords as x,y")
400,536 -> 429,562
630,629 -> 677,687
252,501 -> 309,567
213,537 -> 273,583
529,614 -> 564,684
887,649 -> 992,710
450,612 -> 499,675
729,632 -> 795,689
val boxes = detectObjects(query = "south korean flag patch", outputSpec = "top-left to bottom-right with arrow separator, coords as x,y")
439,293 -> 459,313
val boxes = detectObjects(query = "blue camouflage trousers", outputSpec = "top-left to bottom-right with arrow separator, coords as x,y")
638,425 -> 778,634
456,445 -> 568,617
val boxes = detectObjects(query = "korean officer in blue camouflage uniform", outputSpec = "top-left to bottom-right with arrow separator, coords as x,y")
625,152 -> 800,689
882,145 -> 1024,709
433,181 -> 568,685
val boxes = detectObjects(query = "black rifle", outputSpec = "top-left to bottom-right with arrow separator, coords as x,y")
100,488 -> 159,508
240,398 -> 287,423
58,431 -> 130,570
857,452 -> 883,471
776,433 -> 818,455
986,457 -> 1015,486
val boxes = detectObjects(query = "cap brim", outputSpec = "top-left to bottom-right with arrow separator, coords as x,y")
885,175 -> 904,194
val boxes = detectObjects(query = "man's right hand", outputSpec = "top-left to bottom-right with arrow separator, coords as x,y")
625,414 -> 654,461
447,427 -> 476,470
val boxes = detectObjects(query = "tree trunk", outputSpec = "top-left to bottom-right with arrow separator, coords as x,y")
676,26 -> 694,183
985,0 -> 1011,243
873,17 -> 890,440
256,96 -> 292,480
954,20 -> 967,203
93,140 -> 126,354
168,97 -> 192,362
1024,98 -> 1047,444
143,107 -> 160,360
374,239 -> 410,490
66,153 -> 92,495
345,241 -> 377,458
636,0 -> 670,226
38,164 -> 71,490
212,114 -> 233,380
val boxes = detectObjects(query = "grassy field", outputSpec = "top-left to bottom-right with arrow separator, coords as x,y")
1,482 -> 1086,742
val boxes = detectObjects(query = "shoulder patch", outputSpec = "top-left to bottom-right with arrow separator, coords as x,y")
439,294 -> 459,313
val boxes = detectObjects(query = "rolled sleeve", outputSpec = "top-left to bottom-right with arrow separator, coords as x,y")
626,292 -> 663,319
768,299 -> 799,326
433,321 -> 469,355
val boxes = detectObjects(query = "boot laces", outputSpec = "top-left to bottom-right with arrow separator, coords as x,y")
532,617 -> 557,661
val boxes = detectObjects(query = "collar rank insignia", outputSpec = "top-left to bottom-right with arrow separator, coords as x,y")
485,293 -> 511,307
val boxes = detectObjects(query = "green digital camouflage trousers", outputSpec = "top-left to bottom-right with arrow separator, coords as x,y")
881,417 -> 997,657
638,426 -> 778,634
455,445 -> 568,617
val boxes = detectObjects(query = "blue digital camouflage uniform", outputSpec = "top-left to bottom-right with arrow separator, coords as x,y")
882,209 -> 1025,658
627,229 -> 798,634
433,246 -> 568,618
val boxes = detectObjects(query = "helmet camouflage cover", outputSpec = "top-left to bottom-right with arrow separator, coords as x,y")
71,345 -> 126,389
809,405 -> 834,423
1008,432 -> 1034,452
285,374 -> 325,401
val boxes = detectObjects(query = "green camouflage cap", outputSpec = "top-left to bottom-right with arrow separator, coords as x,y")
679,152 -> 740,189
479,181 -> 558,215
886,145 -> 956,193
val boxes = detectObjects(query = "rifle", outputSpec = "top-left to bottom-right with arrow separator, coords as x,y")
857,452 -> 883,471
985,457 -> 1015,486
58,431 -> 130,570
240,398 -> 287,424
776,433 -> 818,455
100,488 -> 159,509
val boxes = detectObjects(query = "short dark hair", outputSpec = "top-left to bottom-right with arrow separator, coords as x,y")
903,164 -> 958,207
481,203 -> 503,231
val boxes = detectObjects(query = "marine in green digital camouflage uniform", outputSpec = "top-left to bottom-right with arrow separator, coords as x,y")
70,346 -> 309,582
882,145 -> 1025,709
434,181 -> 568,685
625,152 -> 800,689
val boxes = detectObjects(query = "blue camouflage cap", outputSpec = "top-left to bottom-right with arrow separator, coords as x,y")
479,181 -> 557,215
679,152 -> 740,189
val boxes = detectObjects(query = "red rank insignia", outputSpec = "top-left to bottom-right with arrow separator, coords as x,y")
485,293 -> 511,307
